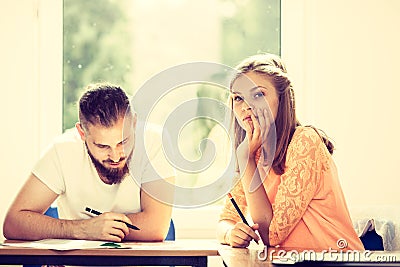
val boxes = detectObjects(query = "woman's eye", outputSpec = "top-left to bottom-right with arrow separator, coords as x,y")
233,95 -> 243,102
254,92 -> 264,99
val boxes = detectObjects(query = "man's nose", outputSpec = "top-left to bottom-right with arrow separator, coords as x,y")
108,147 -> 124,162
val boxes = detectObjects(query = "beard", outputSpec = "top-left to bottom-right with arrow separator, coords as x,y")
86,143 -> 133,185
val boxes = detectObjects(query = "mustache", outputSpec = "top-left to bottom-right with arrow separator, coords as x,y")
103,157 -> 126,164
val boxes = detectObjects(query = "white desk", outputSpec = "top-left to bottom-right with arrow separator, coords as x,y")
0,239 -> 219,267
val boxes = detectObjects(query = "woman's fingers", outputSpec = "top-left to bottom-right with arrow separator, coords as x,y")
230,229 -> 251,247
256,108 -> 266,133
262,109 -> 272,166
255,108 -> 273,167
229,222 -> 260,248
250,112 -> 260,140
243,117 -> 252,139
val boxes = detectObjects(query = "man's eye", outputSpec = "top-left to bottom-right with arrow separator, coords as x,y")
121,139 -> 129,145
97,145 -> 108,149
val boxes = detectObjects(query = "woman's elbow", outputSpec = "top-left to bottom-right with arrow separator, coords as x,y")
268,232 -> 285,247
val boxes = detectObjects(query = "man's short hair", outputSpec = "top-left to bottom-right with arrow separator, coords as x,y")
78,83 -> 132,130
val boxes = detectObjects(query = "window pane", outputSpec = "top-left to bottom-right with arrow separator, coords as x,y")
63,0 -> 280,205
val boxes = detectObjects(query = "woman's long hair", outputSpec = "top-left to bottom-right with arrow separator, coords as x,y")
231,53 -> 334,175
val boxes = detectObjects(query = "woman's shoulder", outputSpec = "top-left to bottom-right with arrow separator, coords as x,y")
287,126 -> 331,159
287,126 -> 332,167
291,126 -> 324,147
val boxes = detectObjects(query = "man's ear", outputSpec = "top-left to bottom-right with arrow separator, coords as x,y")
75,122 -> 86,141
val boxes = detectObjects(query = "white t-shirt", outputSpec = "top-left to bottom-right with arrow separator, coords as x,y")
32,122 -> 175,220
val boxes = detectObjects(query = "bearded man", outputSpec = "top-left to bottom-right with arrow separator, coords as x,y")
4,83 -> 175,242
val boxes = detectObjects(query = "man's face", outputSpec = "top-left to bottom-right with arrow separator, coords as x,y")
77,115 -> 136,184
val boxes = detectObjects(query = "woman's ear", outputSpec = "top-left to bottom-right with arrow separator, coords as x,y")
75,122 -> 86,141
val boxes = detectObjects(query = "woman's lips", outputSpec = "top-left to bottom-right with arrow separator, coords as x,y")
243,116 -> 252,122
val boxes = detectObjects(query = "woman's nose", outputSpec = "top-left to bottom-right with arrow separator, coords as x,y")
241,101 -> 253,111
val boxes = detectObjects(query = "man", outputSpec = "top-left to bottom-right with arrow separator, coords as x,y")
3,83 -> 175,242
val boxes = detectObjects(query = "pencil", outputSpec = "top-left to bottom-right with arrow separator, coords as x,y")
85,207 -> 140,230
227,193 -> 249,225
227,193 -> 259,244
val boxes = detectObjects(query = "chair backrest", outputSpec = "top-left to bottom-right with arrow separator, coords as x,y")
165,219 -> 175,241
360,229 -> 384,250
44,206 -> 59,218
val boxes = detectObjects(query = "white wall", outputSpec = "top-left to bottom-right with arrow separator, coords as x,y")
0,0 -> 62,241
282,0 -> 400,207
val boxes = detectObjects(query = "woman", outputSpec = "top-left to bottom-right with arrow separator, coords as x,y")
217,53 -> 364,251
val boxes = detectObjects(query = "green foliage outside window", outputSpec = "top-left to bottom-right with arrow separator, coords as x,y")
63,0 -> 133,131
62,0 -> 280,194
63,0 -> 280,132
194,0 -> 280,160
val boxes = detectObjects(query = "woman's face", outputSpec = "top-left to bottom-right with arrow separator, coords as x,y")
231,71 -> 279,131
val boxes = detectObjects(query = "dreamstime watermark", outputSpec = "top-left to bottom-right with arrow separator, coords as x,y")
257,246 -> 373,263
125,61 -> 277,208
336,238 -> 348,249
256,238 -> 398,263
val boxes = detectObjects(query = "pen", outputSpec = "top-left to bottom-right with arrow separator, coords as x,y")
85,207 -> 140,230
227,193 -> 259,244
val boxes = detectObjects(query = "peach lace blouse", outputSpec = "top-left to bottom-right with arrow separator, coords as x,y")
220,127 -> 364,251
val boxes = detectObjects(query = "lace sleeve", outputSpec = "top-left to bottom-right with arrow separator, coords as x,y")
269,128 -> 328,245
219,178 -> 248,223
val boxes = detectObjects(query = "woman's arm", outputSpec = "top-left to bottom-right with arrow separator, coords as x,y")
235,110 -> 273,245
238,156 -> 273,245
217,219 -> 235,245
268,128 -> 322,245
217,182 -> 260,247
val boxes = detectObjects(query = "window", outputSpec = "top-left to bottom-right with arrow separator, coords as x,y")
63,0 -> 280,208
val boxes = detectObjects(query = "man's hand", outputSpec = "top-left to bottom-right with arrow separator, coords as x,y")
78,212 -> 133,242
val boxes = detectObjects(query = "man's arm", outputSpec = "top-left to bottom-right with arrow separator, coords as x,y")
3,174 -> 132,241
123,176 -> 175,242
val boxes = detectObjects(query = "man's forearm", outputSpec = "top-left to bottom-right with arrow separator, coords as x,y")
124,210 -> 172,242
3,211 -> 80,240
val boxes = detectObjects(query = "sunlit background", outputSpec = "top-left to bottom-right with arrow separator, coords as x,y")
62,0 -> 280,201
3,1 -> 400,256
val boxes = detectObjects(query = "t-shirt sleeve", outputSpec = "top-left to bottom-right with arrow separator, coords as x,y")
269,128 -> 328,245
140,124 -> 176,183
31,143 -> 66,195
